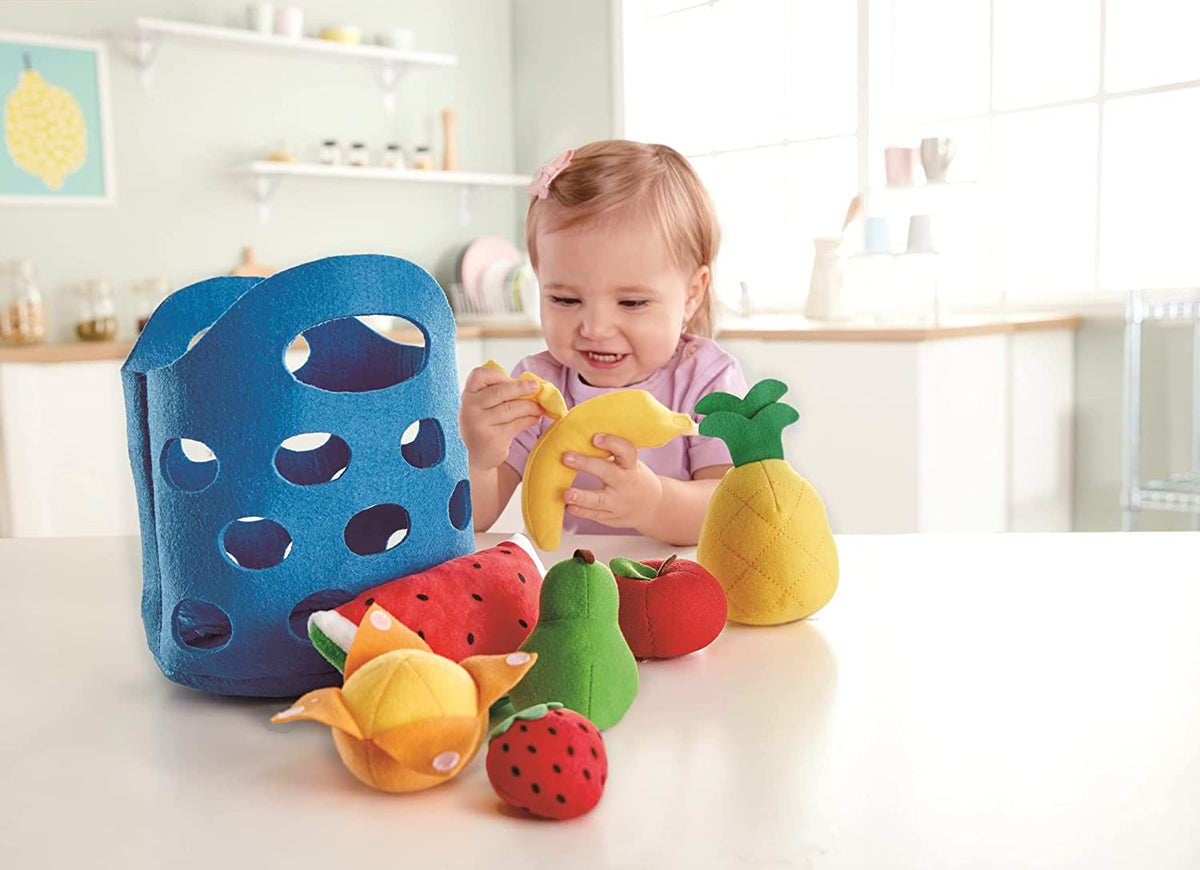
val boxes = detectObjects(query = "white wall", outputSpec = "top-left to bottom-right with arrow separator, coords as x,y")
0,0 -> 523,340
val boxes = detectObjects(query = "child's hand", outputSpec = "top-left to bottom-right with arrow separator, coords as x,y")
562,434 -> 665,531
460,365 -> 545,472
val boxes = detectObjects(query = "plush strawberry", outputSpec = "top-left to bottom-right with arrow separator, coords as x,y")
486,703 -> 607,820
609,554 -> 727,659
308,535 -> 545,671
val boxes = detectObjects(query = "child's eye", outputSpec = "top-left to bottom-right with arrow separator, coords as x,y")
619,299 -> 649,309
549,296 -> 580,306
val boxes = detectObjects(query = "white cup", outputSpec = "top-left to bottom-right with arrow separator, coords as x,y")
377,28 -> 415,50
274,5 -> 303,38
906,214 -> 935,253
246,3 -> 274,34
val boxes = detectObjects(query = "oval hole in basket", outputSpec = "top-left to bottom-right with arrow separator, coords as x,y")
287,315 -> 427,393
221,517 -> 293,569
274,432 -> 351,485
401,418 -> 445,468
344,504 -> 410,556
448,479 -> 471,531
288,588 -> 354,641
173,599 -> 232,651
161,438 -> 219,492
284,334 -> 311,373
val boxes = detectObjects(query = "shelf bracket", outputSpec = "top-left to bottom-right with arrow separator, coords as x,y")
135,33 -> 161,90
379,62 -> 408,115
254,174 -> 281,223
459,185 -> 481,227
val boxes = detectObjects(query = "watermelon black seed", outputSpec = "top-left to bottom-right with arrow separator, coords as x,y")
501,549 -> 511,555
531,783 -> 541,794
567,746 -> 575,756
364,597 -> 375,606
518,619 -> 528,628
472,593 -> 483,601
473,563 -> 482,569
578,723 -> 588,733
590,747 -> 598,759
583,769 -> 591,780
502,743 -> 510,753
527,745 -> 537,754
417,630 -> 425,639
553,764 -> 562,774
556,794 -> 566,804
601,773 -> 607,786
518,573 -> 526,584
467,633 -> 475,645
520,724 -> 528,732
548,727 -> 557,735
511,766 -> 520,777
416,593 -> 429,601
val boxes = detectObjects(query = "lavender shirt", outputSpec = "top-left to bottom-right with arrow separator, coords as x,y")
504,334 -> 748,537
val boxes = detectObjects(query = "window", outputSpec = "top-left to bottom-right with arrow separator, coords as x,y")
620,0 -> 1200,311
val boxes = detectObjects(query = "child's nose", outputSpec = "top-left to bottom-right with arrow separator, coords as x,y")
578,309 -> 618,339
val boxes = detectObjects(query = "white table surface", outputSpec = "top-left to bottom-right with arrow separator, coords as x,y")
2,532 -> 1199,869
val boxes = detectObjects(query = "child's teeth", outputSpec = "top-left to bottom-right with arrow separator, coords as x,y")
589,352 -> 620,362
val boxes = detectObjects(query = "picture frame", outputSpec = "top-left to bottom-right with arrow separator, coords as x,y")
0,30 -> 116,205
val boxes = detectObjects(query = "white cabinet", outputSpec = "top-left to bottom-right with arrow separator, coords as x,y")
0,329 -> 1075,537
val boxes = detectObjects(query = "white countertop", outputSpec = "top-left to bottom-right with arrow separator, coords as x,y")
3,532 -> 1199,868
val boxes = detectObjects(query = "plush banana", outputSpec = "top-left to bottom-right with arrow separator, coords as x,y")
523,391 -> 697,551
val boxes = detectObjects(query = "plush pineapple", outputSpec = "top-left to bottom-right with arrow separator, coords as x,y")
4,53 -> 87,190
695,379 -> 838,625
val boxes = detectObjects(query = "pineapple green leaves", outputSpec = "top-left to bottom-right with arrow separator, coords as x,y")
694,378 -> 799,468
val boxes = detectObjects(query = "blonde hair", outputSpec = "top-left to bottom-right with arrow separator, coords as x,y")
525,140 -> 720,338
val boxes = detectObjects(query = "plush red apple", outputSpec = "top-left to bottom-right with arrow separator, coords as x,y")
609,555 -> 727,659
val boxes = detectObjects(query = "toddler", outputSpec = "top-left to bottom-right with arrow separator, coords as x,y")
459,140 -> 747,546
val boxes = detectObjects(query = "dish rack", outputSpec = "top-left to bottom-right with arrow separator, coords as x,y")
1121,288 -> 1200,530
444,281 -> 538,325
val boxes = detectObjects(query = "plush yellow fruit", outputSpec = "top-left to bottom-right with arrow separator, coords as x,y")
4,53 -> 87,190
695,379 -> 838,625
271,604 -> 537,793
482,359 -> 567,420
523,390 -> 697,550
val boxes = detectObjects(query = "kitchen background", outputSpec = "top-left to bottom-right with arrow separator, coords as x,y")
0,0 -> 1195,537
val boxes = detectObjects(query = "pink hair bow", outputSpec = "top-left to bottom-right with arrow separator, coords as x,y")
528,149 -> 574,200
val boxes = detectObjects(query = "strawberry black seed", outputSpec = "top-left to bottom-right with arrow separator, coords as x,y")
556,794 -> 566,804
416,593 -> 429,601
500,549 -> 512,555
548,727 -> 557,735
601,773 -> 607,786
472,593 -> 483,601
502,743 -> 510,752
417,630 -> 425,639
578,723 -> 588,733
518,619 -> 528,628
567,746 -> 575,756
590,747 -> 598,759
473,563 -> 482,569
364,597 -> 374,606
511,766 -> 520,777
583,769 -> 591,780
520,724 -> 528,732
527,745 -> 537,753
553,764 -> 562,773
467,633 -> 475,645
531,783 -> 540,794
518,573 -> 526,584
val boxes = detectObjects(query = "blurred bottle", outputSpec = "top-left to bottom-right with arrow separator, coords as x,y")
0,259 -> 46,345
75,279 -> 118,342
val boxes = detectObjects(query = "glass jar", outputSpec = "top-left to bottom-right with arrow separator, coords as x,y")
132,278 -> 171,333
348,142 -> 369,167
382,143 -> 404,169
412,145 -> 434,170
318,139 -> 342,166
0,259 -> 46,345
75,279 -> 118,342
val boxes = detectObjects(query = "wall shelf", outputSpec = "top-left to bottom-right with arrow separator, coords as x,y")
244,160 -> 532,223
133,17 -> 457,112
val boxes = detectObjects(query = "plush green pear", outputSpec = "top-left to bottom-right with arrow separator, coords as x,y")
509,549 -> 639,729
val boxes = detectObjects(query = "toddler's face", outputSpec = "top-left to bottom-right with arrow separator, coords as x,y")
535,213 -> 706,388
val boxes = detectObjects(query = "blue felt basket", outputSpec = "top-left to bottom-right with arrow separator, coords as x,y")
121,255 -> 474,697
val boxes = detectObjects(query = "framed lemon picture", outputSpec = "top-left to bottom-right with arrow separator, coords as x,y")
0,31 -> 115,205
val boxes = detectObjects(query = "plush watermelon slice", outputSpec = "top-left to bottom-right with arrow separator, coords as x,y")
308,535 -> 546,672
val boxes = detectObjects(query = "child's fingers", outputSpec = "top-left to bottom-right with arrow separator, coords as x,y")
592,434 -> 637,468
564,487 -> 610,512
485,399 -> 543,424
475,378 -> 541,410
463,364 -> 511,393
505,414 -> 544,438
562,452 -> 617,485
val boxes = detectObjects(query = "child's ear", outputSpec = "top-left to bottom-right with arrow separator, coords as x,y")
684,264 -> 710,321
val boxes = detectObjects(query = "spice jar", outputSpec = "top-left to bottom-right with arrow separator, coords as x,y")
319,139 -> 342,166
382,142 -> 404,169
132,278 -> 170,333
348,142 -> 369,167
0,259 -> 46,345
75,279 -> 118,342
412,145 -> 434,170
